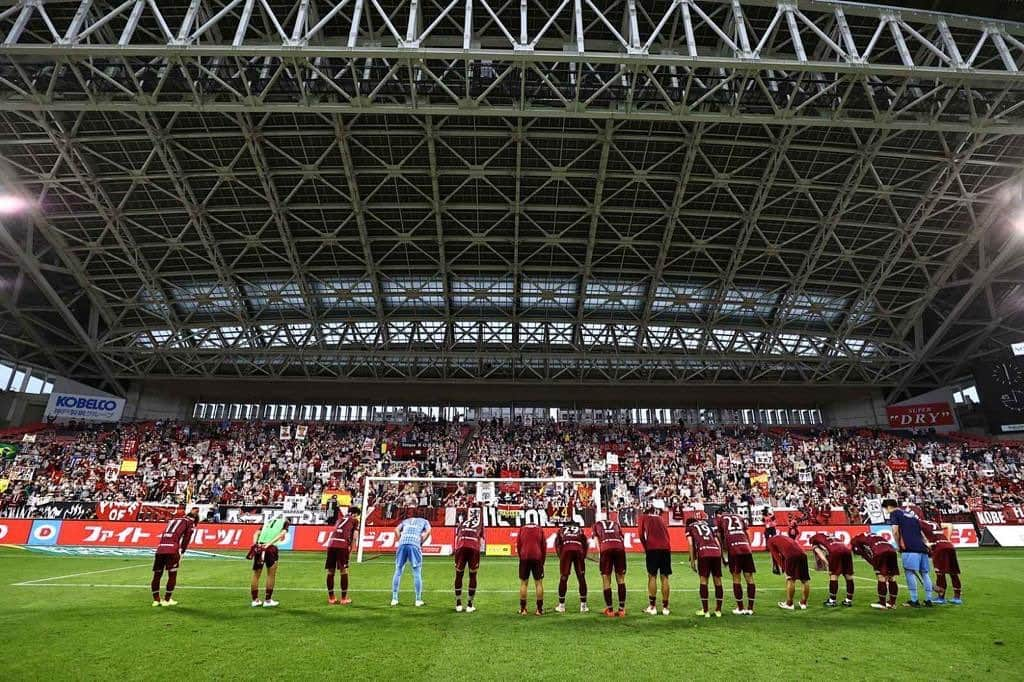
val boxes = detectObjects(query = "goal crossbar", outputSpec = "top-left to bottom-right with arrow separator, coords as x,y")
357,475 -> 602,563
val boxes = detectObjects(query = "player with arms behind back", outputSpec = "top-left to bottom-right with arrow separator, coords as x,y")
766,534 -> 810,611
592,514 -> 628,617
554,520 -> 588,613
151,507 -> 200,607
453,508 -> 485,612
686,518 -> 724,618
516,522 -> 546,615
850,531 -> 900,609
920,518 -> 962,605
809,532 -> 854,608
325,506 -> 360,605
716,511 -> 755,615
639,501 -> 672,616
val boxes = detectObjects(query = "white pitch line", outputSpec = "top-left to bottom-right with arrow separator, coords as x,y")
12,563 -> 147,586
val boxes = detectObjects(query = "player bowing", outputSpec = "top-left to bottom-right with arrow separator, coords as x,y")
716,511 -> 755,615
639,501 -> 672,616
808,532 -> 854,608
920,518 -> 962,605
850,532 -> 900,610
593,515 -> 628,617
325,506 -> 360,605
554,520 -> 589,613
766,534 -> 810,611
516,521 -> 546,615
249,516 -> 289,608
151,507 -> 200,607
686,518 -> 724,618
453,509 -> 485,612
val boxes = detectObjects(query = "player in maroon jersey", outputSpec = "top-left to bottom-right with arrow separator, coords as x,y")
763,509 -> 780,574
325,506 -> 361,605
453,509 -> 486,612
716,511 -> 756,615
766,534 -> 810,610
850,532 -> 900,609
639,501 -> 672,615
686,518 -> 724,618
554,520 -> 588,613
592,515 -> 628,617
920,519 -> 961,604
787,517 -> 800,540
808,532 -> 854,608
516,523 -> 546,615
151,508 -> 200,606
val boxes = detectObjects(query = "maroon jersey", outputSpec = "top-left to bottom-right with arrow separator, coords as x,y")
919,520 -> 954,551
766,534 -> 804,560
638,513 -> 671,551
850,533 -> 896,562
455,516 -> 485,552
592,519 -> 625,553
787,520 -> 799,539
555,523 -> 588,555
686,520 -> 722,558
327,515 -> 358,549
809,532 -> 851,555
517,524 -> 546,561
716,513 -> 752,555
156,515 -> 195,554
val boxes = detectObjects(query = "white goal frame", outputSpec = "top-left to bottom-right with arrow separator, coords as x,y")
356,476 -> 602,563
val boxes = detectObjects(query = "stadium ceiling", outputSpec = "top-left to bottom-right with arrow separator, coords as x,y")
1,0 -> 1024,400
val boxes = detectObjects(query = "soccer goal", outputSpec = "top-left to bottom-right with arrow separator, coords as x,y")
356,476 -> 603,563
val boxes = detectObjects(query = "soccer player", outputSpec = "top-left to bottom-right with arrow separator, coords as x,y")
686,518 -> 723,618
554,520 -> 588,613
516,521 -> 546,615
920,518 -> 962,604
593,515 -> 628,617
639,501 -> 672,615
883,499 -> 934,607
325,506 -> 360,605
851,531 -> 900,609
808,532 -> 854,607
766,533 -> 810,611
716,511 -> 755,615
151,507 -> 199,607
249,516 -> 289,608
453,508 -> 485,612
763,508 -> 780,574
391,512 -> 431,607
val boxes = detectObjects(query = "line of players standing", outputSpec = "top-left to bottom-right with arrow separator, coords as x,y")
147,498 -> 962,613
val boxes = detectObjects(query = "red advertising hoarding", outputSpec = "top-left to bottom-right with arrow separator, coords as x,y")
886,402 -> 955,428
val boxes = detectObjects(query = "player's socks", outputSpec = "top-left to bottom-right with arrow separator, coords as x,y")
520,599 -> 527,612
951,574 -> 961,599
340,574 -> 349,598
536,599 -> 543,614
699,584 -> 708,613
265,588 -> 273,601
828,579 -> 838,601
578,574 -> 587,599
876,580 -> 886,606
468,571 -> 477,601
888,580 -> 898,607
649,595 -> 656,607
845,578 -> 854,602
455,569 -> 464,604
935,573 -> 946,598
603,588 -> 613,608
617,584 -> 626,609
714,585 -> 723,612
558,576 -> 568,604
746,584 -> 755,612
152,589 -> 161,602
413,565 -> 423,602
251,588 -> 259,601
662,599 -> 669,609
327,573 -> 335,599
733,583 -> 743,608
151,572 -> 162,602
165,571 -> 177,597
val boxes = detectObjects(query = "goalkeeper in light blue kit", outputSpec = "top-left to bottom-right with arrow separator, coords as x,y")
391,513 -> 432,607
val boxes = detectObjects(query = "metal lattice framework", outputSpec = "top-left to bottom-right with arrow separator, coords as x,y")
2,0 -> 1024,398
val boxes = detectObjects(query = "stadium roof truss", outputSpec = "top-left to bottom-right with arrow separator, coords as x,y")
1,0 -> 1024,397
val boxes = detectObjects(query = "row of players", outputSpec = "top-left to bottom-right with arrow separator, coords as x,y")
148,499 -> 963,615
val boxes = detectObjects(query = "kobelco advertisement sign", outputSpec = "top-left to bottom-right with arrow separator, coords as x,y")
45,392 -> 125,422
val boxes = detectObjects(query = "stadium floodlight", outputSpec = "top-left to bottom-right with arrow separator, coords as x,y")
356,476 -> 602,563
0,194 -> 29,215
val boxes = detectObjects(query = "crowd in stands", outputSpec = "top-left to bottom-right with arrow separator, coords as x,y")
1,417 -> 1022,520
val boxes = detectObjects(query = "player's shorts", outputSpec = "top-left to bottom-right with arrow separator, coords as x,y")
454,547 -> 481,571
558,549 -> 586,576
518,558 -> 544,581
599,548 -> 627,575
901,551 -> 931,574
783,554 -> 810,582
932,546 -> 959,574
727,552 -> 756,575
645,549 -> 672,576
828,550 -> 854,576
252,545 -> 279,571
152,551 -> 180,572
697,555 -> 722,579
325,547 -> 350,571
872,550 -> 900,578
395,543 -> 423,571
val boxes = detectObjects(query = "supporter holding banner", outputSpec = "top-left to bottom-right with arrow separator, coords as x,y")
295,425 -> 308,440
33,501 -> 96,520
606,452 -> 620,473
280,425 -> 291,440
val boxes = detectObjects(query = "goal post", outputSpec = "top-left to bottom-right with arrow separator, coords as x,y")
356,476 -> 602,563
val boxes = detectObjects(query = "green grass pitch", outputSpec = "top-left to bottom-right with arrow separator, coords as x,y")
1,547 -> 1022,681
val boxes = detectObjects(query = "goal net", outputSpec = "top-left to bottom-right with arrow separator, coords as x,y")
356,476 -> 602,563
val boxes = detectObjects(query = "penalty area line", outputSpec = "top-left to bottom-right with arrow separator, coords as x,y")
12,563 -> 147,586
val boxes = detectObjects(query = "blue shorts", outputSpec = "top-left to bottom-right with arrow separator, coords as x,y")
901,552 -> 931,573
395,543 -> 423,570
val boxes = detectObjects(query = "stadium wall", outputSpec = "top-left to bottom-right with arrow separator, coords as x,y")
820,393 -> 887,428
